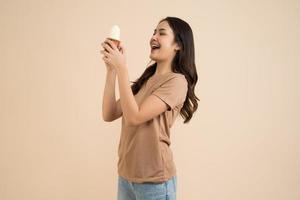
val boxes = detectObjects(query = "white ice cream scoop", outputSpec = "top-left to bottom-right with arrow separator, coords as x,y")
107,25 -> 121,48
108,25 -> 120,41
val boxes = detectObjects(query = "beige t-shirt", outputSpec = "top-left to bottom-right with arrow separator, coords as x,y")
117,72 -> 188,183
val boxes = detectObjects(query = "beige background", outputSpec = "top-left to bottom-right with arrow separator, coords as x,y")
1,0 -> 299,199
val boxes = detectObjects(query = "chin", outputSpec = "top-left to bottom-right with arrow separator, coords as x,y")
150,53 -> 162,61
149,54 -> 157,61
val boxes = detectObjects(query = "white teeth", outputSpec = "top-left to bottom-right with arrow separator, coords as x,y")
151,44 -> 160,48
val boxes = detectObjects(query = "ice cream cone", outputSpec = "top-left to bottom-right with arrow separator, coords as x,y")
108,38 -> 120,48
108,25 -> 121,48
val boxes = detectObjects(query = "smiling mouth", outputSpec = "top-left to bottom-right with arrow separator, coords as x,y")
151,43 -> 160,51
151,46 -> 160,52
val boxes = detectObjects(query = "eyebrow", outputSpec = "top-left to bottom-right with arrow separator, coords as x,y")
154,28 -> 166,31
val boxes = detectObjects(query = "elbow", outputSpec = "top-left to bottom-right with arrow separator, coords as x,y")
102,117 -> 112,122
102,113 -> 113,122
103,118 -> 112,122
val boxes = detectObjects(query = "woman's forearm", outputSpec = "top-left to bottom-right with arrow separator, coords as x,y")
116,67 -> 139,125
102,70 -> 118,121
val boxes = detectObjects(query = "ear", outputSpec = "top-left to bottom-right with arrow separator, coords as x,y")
174,43 -> 181,51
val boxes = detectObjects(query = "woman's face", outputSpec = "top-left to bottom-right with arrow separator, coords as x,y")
149,21 -> 180,62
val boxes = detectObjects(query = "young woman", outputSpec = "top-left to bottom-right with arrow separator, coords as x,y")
101,16 -> 199,200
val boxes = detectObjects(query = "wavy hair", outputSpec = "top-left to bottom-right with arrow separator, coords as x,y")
130,16 -> 199,123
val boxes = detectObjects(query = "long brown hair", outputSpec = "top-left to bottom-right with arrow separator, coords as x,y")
130,17 -> 199,123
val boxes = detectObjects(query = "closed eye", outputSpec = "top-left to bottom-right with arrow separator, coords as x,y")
152,32 -> 166,36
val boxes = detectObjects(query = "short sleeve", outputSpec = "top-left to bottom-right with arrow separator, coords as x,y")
151,75 -> 188,111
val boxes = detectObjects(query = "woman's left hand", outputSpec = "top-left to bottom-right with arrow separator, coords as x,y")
100,38 -> 127,72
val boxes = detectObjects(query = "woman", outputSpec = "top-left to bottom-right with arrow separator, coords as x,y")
101,16 -> 199,200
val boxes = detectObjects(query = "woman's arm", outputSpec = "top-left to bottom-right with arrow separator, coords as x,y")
102,69 -> 123,122
116,67 -> 168,126
115,67 -> 139,125
101,39 -> 169,126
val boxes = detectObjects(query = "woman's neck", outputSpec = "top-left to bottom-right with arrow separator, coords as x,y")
155,60 -> 173,75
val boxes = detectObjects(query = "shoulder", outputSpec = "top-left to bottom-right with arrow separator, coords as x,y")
165,72 -> 187,85
173,72 -> 186,80
149,72 -> 188,90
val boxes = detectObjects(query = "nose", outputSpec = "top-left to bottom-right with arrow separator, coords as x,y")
150,38 -> 157,46
150,33 -> 158,43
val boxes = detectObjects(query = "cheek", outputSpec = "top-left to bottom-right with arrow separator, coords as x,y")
160,46 -> 174,56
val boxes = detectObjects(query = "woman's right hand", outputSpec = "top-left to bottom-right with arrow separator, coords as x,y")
100,42 -> 116,72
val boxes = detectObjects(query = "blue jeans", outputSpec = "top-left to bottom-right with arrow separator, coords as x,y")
117,176 -> 177,200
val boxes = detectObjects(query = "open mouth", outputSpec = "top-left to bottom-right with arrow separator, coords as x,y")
151,44 -> 160,52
